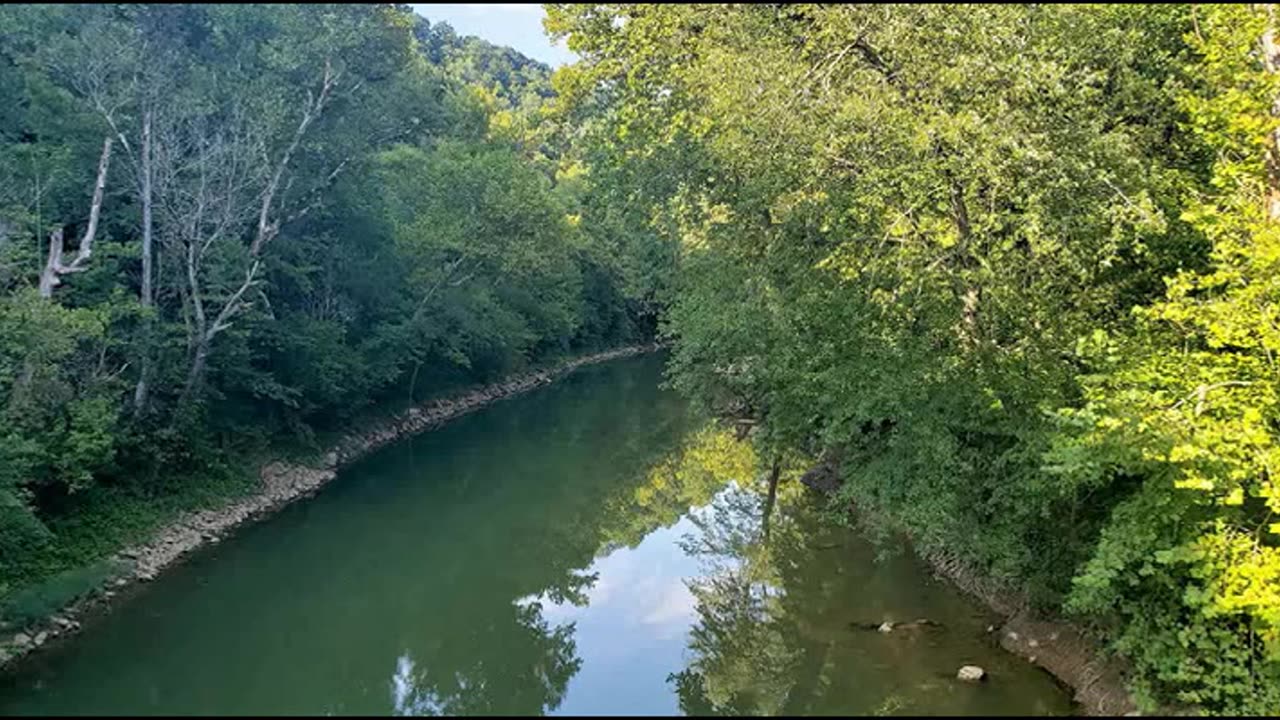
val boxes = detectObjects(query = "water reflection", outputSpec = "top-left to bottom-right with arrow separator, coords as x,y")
386,593 -> 580,716
391,654 -> 441,716
509,425 -> 1073,716
0,356 -> 1071,716
661,431 -> 1072,716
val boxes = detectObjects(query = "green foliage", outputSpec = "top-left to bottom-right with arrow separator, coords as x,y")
1045,5 -> 1280,711
0,289 -> 122,570
0,559 -> 124,631
369,139 -> 583,366
7,3 -> 1279,713
549,2 -> 1279,713
0,4 -> 653,613
412,15 -> 554,112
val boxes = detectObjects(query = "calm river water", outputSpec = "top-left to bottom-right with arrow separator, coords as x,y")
0,353 -> 1072,715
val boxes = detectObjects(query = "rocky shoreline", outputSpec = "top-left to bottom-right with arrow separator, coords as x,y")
0,343 -> 661,670
799,461 -> 1138,716
919,547 -> 1137,716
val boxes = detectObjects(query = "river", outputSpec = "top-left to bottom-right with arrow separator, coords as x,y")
0,353 -> 1073,715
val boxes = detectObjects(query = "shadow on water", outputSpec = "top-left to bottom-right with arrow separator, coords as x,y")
0,353 -> 1073,716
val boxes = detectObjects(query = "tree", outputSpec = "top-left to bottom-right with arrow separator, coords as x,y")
546,4 -> 1277,712
1050,5 -> 1280,711
0,3 -> 654,604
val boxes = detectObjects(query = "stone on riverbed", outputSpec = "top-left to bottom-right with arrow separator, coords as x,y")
957,665 -> 987,682
851,618 -> 939,633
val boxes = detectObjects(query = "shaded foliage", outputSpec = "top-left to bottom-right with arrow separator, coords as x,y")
0,4 -> 657,605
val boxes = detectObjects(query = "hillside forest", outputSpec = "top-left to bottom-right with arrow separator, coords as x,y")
2,4 -> 1280,714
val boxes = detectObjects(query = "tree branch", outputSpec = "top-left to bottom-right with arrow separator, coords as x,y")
38,136 -> 113,297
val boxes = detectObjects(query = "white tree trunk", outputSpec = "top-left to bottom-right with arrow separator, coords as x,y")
171,59 -> 341,406
179,337 -> 210,408
134,108 -> 155,410
140,108 -> 154,312
38,228 -> 68,299
38,136 -> 113,298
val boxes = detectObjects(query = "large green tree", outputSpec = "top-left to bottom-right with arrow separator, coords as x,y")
546,3 -> 1278,713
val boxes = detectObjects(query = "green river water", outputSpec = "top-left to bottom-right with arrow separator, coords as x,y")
0,353 -> 1074,716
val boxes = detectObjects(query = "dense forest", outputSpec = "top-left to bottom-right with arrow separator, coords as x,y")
0,4 -> 665,621
2,3 -> 1280,715
545,3 -> 1279,714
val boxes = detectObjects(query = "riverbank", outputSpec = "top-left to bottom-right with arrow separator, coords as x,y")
799,461 -> 1138,716
919,547 -> 1137,716
0,343 -> 661,670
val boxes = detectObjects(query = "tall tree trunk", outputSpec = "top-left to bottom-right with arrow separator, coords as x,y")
176,235 -> 208,412
25,136 -> 111,400
175,60 -> 339,406
408,360 -> 423,403
134,109 -> 155,411
179,339 -> 210,409
948,176 -> 982,350
38,228 -> 69,299
962,285 -> 982,346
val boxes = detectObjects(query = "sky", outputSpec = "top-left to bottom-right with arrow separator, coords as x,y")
408,3 -> 577,67
516,516 -> 705,716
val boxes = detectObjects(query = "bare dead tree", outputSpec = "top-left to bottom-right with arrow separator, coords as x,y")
133,106 -> 156,409
76,37 -> 163,410
44,16 -> 166,407
35,17 -> 146,301
150,108 -> 265,407
37,137 -> 114,298
153,59 -> 344,408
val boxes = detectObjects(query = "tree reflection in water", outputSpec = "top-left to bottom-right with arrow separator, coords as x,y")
664,427 -> 1068,717
350,414 -> 1069,718
387,598 -> 581,716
